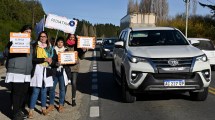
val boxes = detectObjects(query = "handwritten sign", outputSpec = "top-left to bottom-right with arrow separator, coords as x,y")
10,32 -> 30,53
58,52 -> 78,64
77,36 -> 95,49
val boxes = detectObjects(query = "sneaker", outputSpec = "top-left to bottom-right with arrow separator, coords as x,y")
72,100 -> 76,107
58,105 -> 64,113
13,111 -> 24,120
47,105 -> 55,112
68,80 -> 71,84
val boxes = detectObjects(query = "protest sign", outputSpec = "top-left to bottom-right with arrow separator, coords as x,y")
58,51 -> 78,64
77,36 -> 95,49
10,32 -> 30,53
45,14 -> 77,34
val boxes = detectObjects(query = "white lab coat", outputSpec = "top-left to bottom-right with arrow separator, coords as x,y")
30,64 -> 53,87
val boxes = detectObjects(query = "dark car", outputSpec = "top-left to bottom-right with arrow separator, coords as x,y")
100,38 -> 116,60
0,52 -> 6,65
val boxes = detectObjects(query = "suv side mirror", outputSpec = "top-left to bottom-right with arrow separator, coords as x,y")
114,41 -> 124,48
190,40 -> 200,47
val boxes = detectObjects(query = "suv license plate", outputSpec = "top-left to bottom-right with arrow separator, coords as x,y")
164,80 -> 185,86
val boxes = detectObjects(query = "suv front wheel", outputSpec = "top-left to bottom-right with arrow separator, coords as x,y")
121,72 -> 136,103
189,87 -> 208,101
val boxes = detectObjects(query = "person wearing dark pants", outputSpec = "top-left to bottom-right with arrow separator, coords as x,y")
4,25 -> 33,120
65,33 -> 86,106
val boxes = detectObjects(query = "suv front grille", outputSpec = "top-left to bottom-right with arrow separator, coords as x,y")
152,73 -> 195,79
151,58 -> 193,68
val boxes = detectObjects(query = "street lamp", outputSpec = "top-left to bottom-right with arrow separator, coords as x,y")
183,0 -> 190,37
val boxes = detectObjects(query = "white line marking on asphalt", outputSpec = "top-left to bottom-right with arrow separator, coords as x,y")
92,84 -> 98,90
92,78 -> 98,83
92,73 -> 97,77
91,93 -> 99,100
90,106 -> 100,117
92,69 -> 97,72
93,66 -> 97,69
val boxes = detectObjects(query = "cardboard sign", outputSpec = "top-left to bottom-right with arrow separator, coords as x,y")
45,14 -> 78,34
58,51 -> 78,64
77,36 -> 95,49
10,32 -> 30,53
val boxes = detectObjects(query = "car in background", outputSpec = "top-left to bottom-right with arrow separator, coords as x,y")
96,38 -> 103,45
100,38 -> 117,60
0,52 -> 6,66
188,38 -> 215,70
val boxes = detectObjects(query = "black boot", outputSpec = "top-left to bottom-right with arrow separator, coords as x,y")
72,99 -> 76,107
13,111 -> 25,120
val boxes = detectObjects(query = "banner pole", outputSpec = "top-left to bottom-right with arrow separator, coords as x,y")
43,15 -> 46,31
54,30 -> 59,45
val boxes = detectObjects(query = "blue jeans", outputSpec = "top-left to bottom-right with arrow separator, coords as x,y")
49,70 -> 66,105
29,85 -> 47,109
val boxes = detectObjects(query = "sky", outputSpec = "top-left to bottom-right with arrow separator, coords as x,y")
40,0 -> 212,26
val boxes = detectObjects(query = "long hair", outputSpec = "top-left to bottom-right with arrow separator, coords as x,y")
37,31 -> 51,49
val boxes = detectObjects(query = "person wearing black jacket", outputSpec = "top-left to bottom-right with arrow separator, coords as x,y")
47,37 -> 71,113
28,31 -> 58,119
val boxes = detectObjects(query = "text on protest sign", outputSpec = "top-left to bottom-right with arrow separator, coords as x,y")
58,52 -> 78,64
77,36 -> 95,49
45,14 -> 77,34
10,32 -> 30,53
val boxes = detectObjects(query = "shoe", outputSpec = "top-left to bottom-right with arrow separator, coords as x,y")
47,105 -> 55,112
41,109 -> 49,116
28,110 -> 34,119
72,100 -> 76,107
13,111 -> 24,120
58,105 -> 64,113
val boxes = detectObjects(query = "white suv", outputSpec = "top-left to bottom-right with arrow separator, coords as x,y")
112,27 -> 211,103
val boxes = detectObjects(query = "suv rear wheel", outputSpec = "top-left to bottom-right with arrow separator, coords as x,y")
189,87 -> 208,101
121,72 -> 136,103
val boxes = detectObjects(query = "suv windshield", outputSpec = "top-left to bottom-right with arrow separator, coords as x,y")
103,39 -> 115,45
195,40 -> 215,50
129,30 -> 189,46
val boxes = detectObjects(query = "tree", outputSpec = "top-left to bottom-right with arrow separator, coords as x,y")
127,0 -> 135,14
199,2 -> 215,17
89,25 -> 96,37
80,23 -> 88,36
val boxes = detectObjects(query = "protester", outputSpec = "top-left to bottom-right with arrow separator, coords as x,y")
65,34 -> 86,106
28,31 -> 57,119
4,25 -> 33,120
47,37 -> 71,113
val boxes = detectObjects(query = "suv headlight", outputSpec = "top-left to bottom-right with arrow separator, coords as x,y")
196,54 -> 207,62
127,54 -> 147,63
104,48 -> 110,51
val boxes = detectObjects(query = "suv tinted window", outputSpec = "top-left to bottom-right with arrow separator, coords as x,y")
196,40 -> 215,50
129,30 -> 189,46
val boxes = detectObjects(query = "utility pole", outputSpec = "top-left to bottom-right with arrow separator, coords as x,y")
183,0 -> 190,37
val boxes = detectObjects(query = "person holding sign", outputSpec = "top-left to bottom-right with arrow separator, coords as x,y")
4,25 -> 33,120
65,34 -> 87,106
28,31 -> 58,118
47,37 -> 71,113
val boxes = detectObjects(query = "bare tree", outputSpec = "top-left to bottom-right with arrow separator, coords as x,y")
127,0 -> 135,14
192,0 -> 197,15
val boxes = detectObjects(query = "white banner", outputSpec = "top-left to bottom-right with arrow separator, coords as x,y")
10,32 -> 30,53
45,14 -> 77,34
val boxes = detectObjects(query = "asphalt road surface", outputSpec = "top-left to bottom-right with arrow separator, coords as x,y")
95,46 -> 215,120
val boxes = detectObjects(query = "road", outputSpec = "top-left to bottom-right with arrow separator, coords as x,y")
1,47 -> 215,120
94,46 -> 215,120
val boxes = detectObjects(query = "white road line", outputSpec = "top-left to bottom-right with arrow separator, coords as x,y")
92,84 -> 98,90
92,74 -> 97,77
93,66 -> 97,69
92,69 -> 97,72
92,78 -> 98,83
90,106 -> 99,117
91,93 -> 99,101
